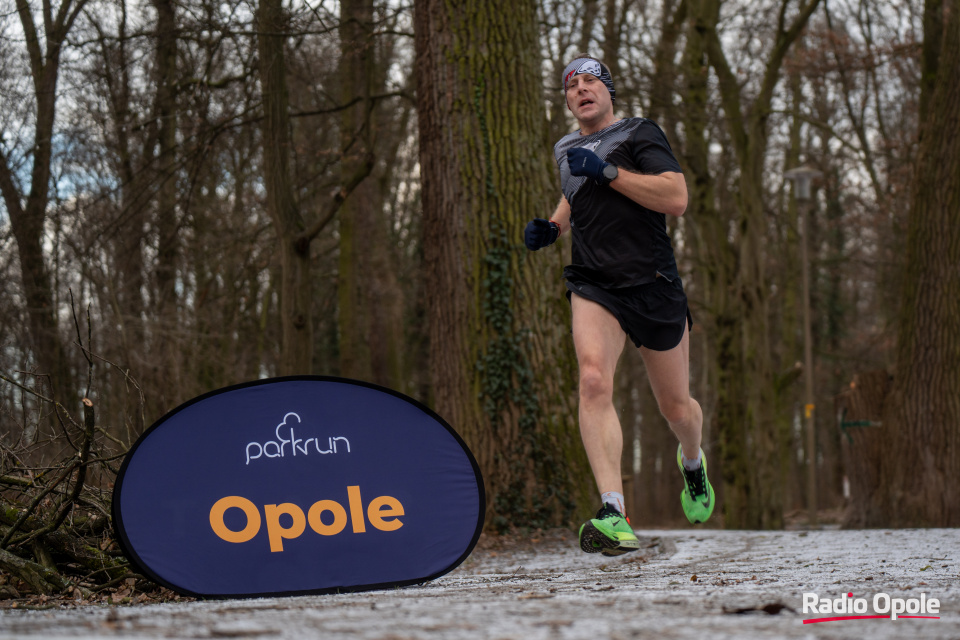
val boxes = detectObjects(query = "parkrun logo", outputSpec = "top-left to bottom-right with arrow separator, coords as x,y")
802,591 -> 941,624
245,412 -> 350,465
113,376 -> 485,597
209,485 -> 404,552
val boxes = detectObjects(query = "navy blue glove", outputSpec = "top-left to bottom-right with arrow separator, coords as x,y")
524,218 -> 561,251
567,147 -> 614,185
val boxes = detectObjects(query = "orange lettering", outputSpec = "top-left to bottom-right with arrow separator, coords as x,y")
307,500 -> 348,536
210,496 -> 261,543
367,495 -> 404,531
264,503 -> 306,552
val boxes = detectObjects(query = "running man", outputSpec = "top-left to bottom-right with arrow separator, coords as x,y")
524,55 -> 715,556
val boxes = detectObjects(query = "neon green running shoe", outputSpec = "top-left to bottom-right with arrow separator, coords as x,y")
578,503 -> 640,556
677,445 -> 715,524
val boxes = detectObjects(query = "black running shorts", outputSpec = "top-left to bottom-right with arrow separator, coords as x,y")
566,277 -> 693,351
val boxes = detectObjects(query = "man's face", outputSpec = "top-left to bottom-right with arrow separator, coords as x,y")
565,73 -> 613,126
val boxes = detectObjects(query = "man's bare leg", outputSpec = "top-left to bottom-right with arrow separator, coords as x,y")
571,293 -> 627,496
641,324 -> 715,523
571,293 -> 642,553
639,325 -> 703,459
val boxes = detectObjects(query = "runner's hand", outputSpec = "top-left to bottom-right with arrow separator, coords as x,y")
524,218 -> 560,251
567,147 -> 613,184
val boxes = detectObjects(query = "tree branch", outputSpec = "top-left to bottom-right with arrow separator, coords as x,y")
0,461 -> 76,549
0,143 -> 25,225
9,399 -> 98,550
291,91 -> 409,118
701,8 -> 748,164
295,152 -> 375,253
755,0 -> 823,121
0,547 -> 67,595
15,0 -> 44,81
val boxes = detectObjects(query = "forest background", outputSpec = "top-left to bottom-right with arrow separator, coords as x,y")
1,0 -> 958,597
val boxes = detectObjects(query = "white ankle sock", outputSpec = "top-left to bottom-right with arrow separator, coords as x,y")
682,449 -> 703,471
600,491 -> 625,516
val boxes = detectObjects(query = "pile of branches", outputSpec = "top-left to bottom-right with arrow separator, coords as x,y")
0,387 -> 143,600
0,301 -> 155,601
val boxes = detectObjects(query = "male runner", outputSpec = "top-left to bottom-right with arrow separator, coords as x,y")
524,55 -> 715,556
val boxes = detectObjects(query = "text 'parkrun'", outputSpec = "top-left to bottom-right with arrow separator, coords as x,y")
245,412 -> 350,465
209,486 -> 405,552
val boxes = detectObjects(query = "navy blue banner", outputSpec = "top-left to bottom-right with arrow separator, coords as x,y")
113,377 -> 485,598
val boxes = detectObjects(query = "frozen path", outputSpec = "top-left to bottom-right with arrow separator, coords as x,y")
2,528 -> 958,639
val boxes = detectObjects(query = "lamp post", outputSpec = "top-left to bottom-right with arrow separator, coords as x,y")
784,165 -> 822,527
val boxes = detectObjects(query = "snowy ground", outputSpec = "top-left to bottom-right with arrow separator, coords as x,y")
2,527 -> 958,639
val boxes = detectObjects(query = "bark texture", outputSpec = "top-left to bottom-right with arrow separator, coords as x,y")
414,0 -> 593,529
257,0 -> 313,374
871,0 -> 960,526
684,0 -> 821,528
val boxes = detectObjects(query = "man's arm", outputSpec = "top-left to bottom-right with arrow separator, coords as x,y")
550,196 -> 572,233
608,170 -> 687,217
566,146 -> 687,217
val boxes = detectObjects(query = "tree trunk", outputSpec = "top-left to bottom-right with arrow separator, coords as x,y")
257,0 -> 313,375
0,1 -> 88,401
689,0 -> 821,528
836,370 -> 890,527
337,0 -> 403,387
679,0 -> 737,526
872,0 -> 960,526
414,0 -> 593,529
150,0 -> 183,410
337,0 -> 374,381
777,67 -> 805,514
102,7 -> 148,389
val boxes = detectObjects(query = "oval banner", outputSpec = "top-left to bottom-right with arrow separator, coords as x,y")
113,376 -> 485,598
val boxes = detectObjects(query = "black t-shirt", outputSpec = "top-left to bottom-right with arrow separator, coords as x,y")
554,118 -> 683,288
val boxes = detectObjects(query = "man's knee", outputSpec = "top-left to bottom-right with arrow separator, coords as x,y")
659,395 -> 694,425
579,366 -> 613,404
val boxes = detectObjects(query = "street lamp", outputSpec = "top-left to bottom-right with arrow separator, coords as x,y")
784,165 -> 822,527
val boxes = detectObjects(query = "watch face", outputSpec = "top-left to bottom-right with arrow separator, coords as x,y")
603,164 -> 618,181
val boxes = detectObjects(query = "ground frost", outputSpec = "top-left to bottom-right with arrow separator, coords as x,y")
1,528 -> 958,639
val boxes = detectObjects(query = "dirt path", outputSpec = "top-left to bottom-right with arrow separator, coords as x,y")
2,528 -> 958,639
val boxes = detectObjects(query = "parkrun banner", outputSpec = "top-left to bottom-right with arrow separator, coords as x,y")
113,377 -> 485,598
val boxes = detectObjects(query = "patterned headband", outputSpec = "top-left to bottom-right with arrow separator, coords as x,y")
562,57 -> 616,102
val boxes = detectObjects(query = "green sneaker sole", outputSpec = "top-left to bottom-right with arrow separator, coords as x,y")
578,521 -> 640,556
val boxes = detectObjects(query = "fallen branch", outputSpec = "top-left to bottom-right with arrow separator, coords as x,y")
1,399 -> 97,550
0,547 -> 68,595
0,301 -> 143,597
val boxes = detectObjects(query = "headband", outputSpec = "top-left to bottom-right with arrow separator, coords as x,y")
562,57 -> 616,102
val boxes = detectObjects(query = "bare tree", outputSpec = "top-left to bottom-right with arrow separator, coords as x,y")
0,0 -> 90,400
678,0 -> 822,528
256,0 -> 315,374
871,0 -> 960,527
415,0 -> 593,529
337,0 -> 405,386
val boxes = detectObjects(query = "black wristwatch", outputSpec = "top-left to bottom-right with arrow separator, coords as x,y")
602,164 -> 619,184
